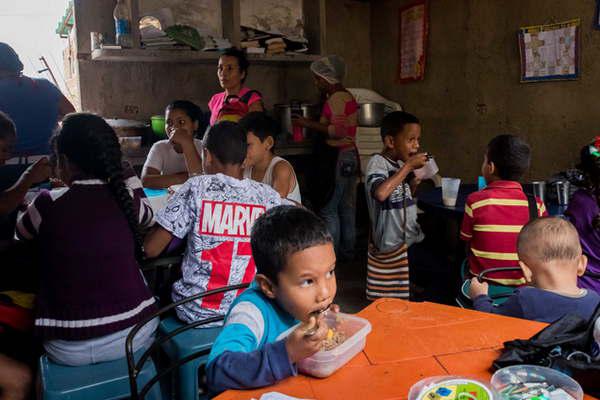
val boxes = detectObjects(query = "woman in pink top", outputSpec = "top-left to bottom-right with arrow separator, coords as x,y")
208,48 -> 263,126
293,55 -> 359,261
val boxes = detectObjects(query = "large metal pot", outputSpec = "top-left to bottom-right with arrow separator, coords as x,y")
273,103 -> 321,139
358,102 -> 385,127
105,118 -> 149,137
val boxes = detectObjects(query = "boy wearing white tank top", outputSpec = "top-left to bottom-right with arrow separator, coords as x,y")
240,112 -> 302,204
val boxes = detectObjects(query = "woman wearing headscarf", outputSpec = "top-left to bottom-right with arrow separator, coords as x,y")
0,42 -> 74,159
293,55 -> 359,261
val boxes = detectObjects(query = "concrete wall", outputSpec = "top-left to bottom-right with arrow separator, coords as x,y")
324,0 -> 372,88
73,0 -> 371,120
371,0 -> 600,181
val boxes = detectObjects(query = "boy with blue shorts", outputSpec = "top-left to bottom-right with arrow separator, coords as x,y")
206,206 -> 338,395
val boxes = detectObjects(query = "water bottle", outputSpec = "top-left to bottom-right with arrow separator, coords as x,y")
113,0 -> 132,48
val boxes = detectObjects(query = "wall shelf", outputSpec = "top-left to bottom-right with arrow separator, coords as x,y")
91,48 -> 320,64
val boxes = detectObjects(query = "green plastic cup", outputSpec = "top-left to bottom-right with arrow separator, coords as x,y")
151,115 -> 166,137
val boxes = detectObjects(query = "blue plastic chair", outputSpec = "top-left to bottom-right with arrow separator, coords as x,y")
39,352 -> 160,400
158,317 -> 222,400
126,283 -> 250,400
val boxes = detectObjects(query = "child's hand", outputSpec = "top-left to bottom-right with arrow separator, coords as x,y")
285,315 -> 328,363
169,128 -> 195,149
329,304 -> 341,313
469,277 -> 489,299
49,178 -> 66,188
406,153 -> 429,171
23,157 -> 51,185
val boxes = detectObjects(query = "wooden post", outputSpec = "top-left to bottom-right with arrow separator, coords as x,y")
129,0 -> 141,48
222,0 -> 241,48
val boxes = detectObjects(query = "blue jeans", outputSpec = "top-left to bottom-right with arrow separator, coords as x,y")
320,174 -> 357,260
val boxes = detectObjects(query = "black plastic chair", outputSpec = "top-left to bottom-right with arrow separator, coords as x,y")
125,282 -> 250,400
456,262 -> 524,308
140,255 -> 183,302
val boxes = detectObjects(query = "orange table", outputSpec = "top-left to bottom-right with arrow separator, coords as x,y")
216,299 -> 596,400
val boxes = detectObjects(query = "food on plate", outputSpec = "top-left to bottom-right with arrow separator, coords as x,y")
321,328 -> 346,351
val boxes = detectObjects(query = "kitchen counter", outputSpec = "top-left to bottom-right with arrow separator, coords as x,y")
122,140 -> 314,168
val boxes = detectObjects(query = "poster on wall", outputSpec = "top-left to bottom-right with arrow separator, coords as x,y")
397,0 -> 428,83
518,19 -> 580,82
595,0 -> 600,29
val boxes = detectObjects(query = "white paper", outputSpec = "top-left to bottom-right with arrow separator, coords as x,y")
257,393 -> 313,400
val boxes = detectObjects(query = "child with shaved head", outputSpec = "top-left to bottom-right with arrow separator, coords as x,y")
470,217 -> 600,323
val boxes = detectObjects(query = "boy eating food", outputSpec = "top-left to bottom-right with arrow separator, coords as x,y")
206,206 -> 338,394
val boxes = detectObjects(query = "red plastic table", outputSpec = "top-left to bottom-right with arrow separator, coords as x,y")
216,299 -> 596,400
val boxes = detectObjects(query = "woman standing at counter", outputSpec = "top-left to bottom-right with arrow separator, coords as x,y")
292,55 -> 359,261
208,48 -> 263,125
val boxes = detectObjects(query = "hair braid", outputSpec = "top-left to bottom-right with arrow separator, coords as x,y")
54,113 -> 144,263
96,138 -> 145,263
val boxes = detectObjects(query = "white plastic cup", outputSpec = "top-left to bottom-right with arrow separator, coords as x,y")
532,181 -> 546,203
442,177 -> 461,207
414,158 -> 439,180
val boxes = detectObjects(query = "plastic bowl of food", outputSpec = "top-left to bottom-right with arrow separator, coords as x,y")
118,136 -> 142,151
409,376 -> 499,400
281,312 -> 371,378
491,365 -> 583,400
151,115 -> 166,136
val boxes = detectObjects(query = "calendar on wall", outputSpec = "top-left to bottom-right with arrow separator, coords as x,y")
518,19 -> 580,83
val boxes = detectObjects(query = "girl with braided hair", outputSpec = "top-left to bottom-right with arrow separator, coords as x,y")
565,139 -> 600,294
15,113 -> 158,366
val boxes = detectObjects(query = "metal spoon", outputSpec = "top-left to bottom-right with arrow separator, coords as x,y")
304,305 -> 331,337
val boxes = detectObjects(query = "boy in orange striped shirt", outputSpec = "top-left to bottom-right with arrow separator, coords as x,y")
460,135 -> 547,285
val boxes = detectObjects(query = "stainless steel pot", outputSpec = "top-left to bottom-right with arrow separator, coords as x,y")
273,103 -> 321,138
358,103 -> 385,127
105,118 -> 149,137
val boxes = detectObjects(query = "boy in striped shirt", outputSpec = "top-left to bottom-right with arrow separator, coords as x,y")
460,135 -> 547,285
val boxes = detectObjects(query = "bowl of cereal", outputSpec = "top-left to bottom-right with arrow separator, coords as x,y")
292,312 -> 372,378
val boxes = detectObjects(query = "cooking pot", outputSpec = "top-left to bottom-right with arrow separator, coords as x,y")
358,103 -> 385,127
105,118 -> 149,138
274,102 -> 321,140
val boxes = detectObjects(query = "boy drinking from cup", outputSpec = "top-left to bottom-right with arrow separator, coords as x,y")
364,111 -> 445,300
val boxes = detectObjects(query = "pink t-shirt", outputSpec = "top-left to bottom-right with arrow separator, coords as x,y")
208,87 -> 262,126
322,95 -> 359,150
